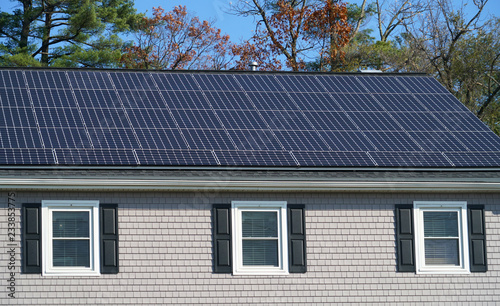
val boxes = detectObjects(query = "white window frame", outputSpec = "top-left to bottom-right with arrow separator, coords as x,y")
41,200 -> 100,276
231,201 -> 288,275
414,201 -> 469,274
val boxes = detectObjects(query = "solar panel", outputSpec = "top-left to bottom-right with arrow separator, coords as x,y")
0,68 -> 499,168
215,150 -> 297,166
369,151 -> 452,167
135,149 -> 216,166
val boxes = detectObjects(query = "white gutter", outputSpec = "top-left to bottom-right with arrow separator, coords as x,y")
1,178 -> 499,192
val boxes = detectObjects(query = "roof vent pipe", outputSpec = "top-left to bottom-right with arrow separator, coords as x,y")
249,62 -> 258,71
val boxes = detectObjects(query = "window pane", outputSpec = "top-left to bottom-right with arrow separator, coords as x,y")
424,239 -> 459,265
242,211 -> 278,238
243,240 -> 278,266
423,211 -> 458,237
53,240 -> 90,267
53,211 -> 90,238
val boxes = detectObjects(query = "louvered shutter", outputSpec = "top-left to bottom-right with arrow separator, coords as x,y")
468,205 -> 487,272
22,203 -> 42,274
100,204 -> 119,274
213,204 -> 232,273
395,204 -> 415,272
288,204 -> 306,273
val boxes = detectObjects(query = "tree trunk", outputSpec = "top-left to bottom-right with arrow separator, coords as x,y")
41,5 -> 53,65
20,0 -> 33,50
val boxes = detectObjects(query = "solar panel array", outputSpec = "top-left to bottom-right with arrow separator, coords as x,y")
1,68 -> 500,167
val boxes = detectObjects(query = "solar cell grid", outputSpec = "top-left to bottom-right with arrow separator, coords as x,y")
275,75 -> 326,93
248,92 -> 299,110
434,112 -> 491,132
25,70 -> 70,89
0,71 -> 24,88
127,109 -> 177,129
80,108 -> 130,128
152,73 -> 199,91
55,148 -> 137,165
364,131 -> 422,151
36,107 -> 83,128
182,129 -> 235,150
67,71 -> 114,90
273,130 -> 330,151
415,94 -> 469,112
172,109 -> 224,129
289,93 -> 342,111
3,107 -> 36,127
227,129 -> 282,151
30,89 -> 75,108
40,127 -> 90,149
204,91 -> 253,110
397,76 -> 449,94
445,152 -> 500,167
134,128 -> 187,150
194,74 -> 242,91
74,90 -> 121,109
316,75 -> 367,93
118,90 -> 165,109
332,93 -> 385,111
292,151 -> 375,167
348,111 -> 402,131
215,110 -> 268,130
390,112 -> 446,131
234,74 -> 284,92
373,93 -> 428,112
87,128 -> 140,149
162,91 -> 210,109
319,131 -> 375,151
0,128 -> 42,148
451,132 -> 500,152
135,149 -> 216,166
109,72 -> 155,91
356,76 -> 408,94
369,151 -> 452,167
260,110 -> 313,131
303,111 -> 357,131
0,148 -> 54,165
215,150 -> 297,167
0,89 -> 32,107
408,132 -> 468,152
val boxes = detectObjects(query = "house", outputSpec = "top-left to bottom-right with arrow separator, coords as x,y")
2,67 -> 500,304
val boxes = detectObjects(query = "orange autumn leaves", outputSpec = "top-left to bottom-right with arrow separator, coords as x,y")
122,1 -> 352,71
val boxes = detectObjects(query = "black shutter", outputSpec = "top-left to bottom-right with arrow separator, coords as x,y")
395,204 -> 415,272
468,205 -> 487,272
288,204 -> 306,273
213,204 -> 232,273
22,203 -> 42,274
100,204 -> 119,274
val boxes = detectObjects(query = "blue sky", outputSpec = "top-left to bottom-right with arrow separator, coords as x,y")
132,0 -> 500,43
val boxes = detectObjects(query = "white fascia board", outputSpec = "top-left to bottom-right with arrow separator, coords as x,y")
1,177 -> 500,192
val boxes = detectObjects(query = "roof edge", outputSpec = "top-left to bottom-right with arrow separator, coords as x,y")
0,66 -> 429,76
1,177 -> 499,192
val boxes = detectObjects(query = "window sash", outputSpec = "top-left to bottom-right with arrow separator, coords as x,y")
42,201 -> 100,276
414,201 -> 469,274
232,201 -> 288,275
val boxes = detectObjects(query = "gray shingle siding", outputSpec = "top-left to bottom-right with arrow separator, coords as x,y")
3,191 -> 500,304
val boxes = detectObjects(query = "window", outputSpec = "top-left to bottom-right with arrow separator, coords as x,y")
414,201 -> 469,274
232,201 -> 288,275
24,202 -> 118,275
42,200 -> 100,276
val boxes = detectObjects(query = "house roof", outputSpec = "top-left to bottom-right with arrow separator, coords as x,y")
1,68 -> 500,169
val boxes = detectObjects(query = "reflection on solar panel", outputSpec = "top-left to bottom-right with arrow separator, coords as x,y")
1,69 -> 500,168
